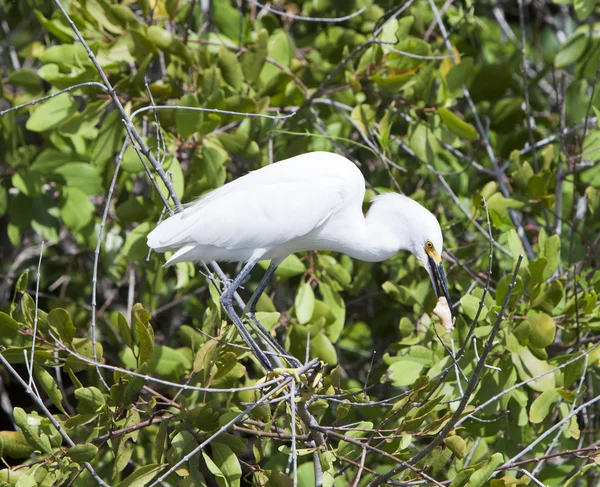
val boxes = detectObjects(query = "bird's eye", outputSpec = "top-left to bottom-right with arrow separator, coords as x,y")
426,241 -> 434,250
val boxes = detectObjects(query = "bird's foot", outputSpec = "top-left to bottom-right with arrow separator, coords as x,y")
221,276 -> 236,294
268,362 -> 325,392
268,366 -> 307,385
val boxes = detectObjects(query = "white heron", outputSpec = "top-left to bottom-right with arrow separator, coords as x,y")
147,151 -> 453,371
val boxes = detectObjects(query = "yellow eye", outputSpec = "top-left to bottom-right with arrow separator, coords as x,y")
426,241 -> 434,250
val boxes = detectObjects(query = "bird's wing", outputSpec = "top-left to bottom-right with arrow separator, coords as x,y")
147,156 -> 363,254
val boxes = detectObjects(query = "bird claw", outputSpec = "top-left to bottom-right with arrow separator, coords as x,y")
269,367 -> 307,385
221,277 -> 235,293
268,361 -> 325,392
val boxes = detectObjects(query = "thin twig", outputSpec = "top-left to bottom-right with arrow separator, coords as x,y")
90,140 -> 128,391
247,0 -> 366,22
0,82 -> 108,116
28,241 -> 44,389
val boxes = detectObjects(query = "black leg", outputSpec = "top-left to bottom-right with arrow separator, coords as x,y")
220,257 -> 274,371
244,262 -> 302,368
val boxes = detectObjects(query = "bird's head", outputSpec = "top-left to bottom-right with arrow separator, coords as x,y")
407,202 -> 454,317
373,193 -> 453,315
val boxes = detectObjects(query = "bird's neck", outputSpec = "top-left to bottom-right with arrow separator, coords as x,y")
342,201 -> 410,263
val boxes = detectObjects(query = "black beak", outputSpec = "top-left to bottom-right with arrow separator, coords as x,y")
428,255 -> 454,317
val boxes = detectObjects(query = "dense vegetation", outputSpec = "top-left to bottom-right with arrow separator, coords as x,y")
1,0 -> 599,486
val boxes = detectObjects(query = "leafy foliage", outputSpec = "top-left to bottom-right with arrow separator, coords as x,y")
1,0 -> 600,486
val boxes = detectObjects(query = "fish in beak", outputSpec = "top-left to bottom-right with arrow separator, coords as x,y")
427,253 -> 454,318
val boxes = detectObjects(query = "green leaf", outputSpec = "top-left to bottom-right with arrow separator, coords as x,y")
326,263 -> 352,287
450,468 -> 475,487
512,347 -> 556,391
529,389 -> 559,423
212,0 -> 242,41
487,193 -> 526,214
527,312 -> 556,348
134,304 -> 155,365
154,417 -> 170,463
15,270 -> 29,295
460,294 -> 486,322
310,332 -> 337,365
467,452 -> 504,487
260,254 -> 306,278
541,234 -> 561,281
218,132 -> 260,157
53,163 -> 103,195
438,108 -> 478,140
34,367 -> 65,414
0,311 -> 20,344
122,222 -> 152,261
153,345 -> 192,376
409,123 -> 438,165
91,109 -> 125,168
445,57 -> 474,92
8,69 -> 42,91
560,402 -> 580,440
21,293 -> 36,327
61,187 -> 95,231
67,443 -> 99,463
443,435 -> 467,459
252,312 -> 280,331
531,279 -> 563,312
261,29 -> 293,83
0,185 -> 6,217
203,451 -> 228,487
176,93 -> 201,139
0,430 -> 35,459
338,421 -> 373,458
387,360 -> 424,387
319,283 -> 346,343
34,10 -> 73,42
242,29 -> 268,83
212,443 -> 242,487
564,463 -> 598,487
121,144 -> 150,173
564,353 -> 586,388
574,0 -> 595,21
218,46 -> 244,90
39,43 -> 89,67
147,25 -> 173,49
116,196 -> 154,223
351,104 -> 376,135
25,93 -> 77,132
75,386 -> 105,414
529,257 -> 548,283
13,407 -> 52,454
114,311 -> 132,349
295,281 -> 315,325
155,156 -> 185,200
555,31 -> 588,68
115,464 -> 163,487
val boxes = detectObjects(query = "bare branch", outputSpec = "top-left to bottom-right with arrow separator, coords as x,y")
248,0 -> 366,23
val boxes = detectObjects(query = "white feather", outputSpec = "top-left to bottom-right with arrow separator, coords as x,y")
146,151 -> 444,267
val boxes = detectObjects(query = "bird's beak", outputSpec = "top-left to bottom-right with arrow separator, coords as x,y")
427,253 -> 454,317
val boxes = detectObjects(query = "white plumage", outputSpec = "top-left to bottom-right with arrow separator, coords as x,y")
147,151 -> 443,268
147,151 -> 452,370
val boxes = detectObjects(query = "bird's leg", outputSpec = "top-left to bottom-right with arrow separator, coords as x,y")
220,257 -> 275,371
243,262 -> 302,368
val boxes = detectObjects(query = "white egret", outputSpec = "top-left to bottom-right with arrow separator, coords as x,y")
147,151 -> 453,370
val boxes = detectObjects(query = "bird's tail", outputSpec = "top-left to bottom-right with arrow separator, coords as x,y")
146,213 -> 184,251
